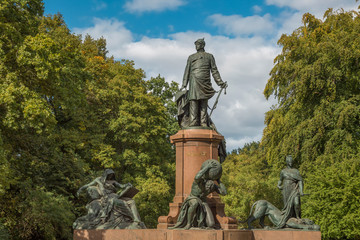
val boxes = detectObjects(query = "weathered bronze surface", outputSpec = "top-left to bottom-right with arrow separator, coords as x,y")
277,155 -> 305,220
240,155 -> 319,231
179,38 -> 227,128
170,159 -> 227,230
240,200 -> 320,231
73,169 -> 145,230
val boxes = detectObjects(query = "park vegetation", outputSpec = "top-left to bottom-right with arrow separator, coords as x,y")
223,7 -> 360,240
0,0 -> 178,239
0,1 -> 359,240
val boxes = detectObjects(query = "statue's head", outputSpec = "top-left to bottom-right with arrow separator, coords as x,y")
205,180 -> 215,192
102,168 -> 116,181
194,38 -> 205,51
286,155 -> 293,167
201,159 -> 222,180
302,218 -> 320,230
302,218 -> 315,225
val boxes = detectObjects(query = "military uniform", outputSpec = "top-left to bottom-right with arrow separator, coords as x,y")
182,50 -> 225,126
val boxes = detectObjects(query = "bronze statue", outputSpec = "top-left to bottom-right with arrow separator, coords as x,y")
181,38 -> 227,127
74,169 -> 145,229
240,200 -> 320,231
73,186 -> 106,229
176,93 -> 227,163
170,159 -> 226,229
277,155 -> 304,220
239,155 -> 319,231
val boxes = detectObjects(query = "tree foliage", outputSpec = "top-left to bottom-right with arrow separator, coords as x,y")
0,1 -> 178,238
261,8 -> 360,240
223,7 -> 359,240
221,142 -> 282,228
2,1 -> 359,240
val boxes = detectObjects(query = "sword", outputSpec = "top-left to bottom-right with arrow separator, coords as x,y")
209,82 -> 227,117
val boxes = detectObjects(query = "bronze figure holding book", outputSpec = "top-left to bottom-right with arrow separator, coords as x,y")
73,169 -> 145,229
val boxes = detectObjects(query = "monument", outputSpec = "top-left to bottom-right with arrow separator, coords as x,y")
74,40 -> 321,240
158,38 -> 237,230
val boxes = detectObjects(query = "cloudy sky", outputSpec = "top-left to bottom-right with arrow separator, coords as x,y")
44,0 -> 358,151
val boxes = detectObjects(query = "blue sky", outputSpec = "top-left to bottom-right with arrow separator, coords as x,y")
44,0 -> 359,151
44,0 -> 284,39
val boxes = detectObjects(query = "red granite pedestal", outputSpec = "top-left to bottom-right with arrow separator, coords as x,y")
74,229 -> 321,240
157,128 -> 237,230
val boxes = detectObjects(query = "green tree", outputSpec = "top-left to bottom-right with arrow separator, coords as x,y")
0,1 -> 178,238
77,36 -> 177,228
221,142 -> 282,228
262,8 -> 360,239
146,75 -> 179,137
0,5 -> 89,238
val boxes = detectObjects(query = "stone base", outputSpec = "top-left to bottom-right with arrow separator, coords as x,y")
158,129 -> 237,229
73,229 -> 321,240
251,229 -> 321,240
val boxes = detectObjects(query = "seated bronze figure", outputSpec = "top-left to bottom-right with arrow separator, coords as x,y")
73,169 -> 145,230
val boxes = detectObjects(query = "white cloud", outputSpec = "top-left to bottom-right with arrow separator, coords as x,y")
93,0 -> 107,11
226,135 -> 262,152
124,0 -> 186,13
274,11 -> 303,37
252,5 -> 262,14
74,18 -> 133,52
208,14 -> 275,36
73,1 -> 360,150
266,1 -> 359,42
266,0 -> 358,13
73,14 -> 282,150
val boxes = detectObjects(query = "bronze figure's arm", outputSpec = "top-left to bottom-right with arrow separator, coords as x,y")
194,160 -> 217,181
182,57 -> 191,89
77,178 -> 104,197
215,179 -> 227,196
114,181 -> 131,189
210,54 -> 226,88
277,170 -> 284,190
298,179 -> 305,195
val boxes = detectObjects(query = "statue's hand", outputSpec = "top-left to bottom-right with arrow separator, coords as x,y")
209,161 -> 218,168
76,190 -> 81,198
127,183 -> 133,188
277,185 -> 283,190
221,82 -> 228,89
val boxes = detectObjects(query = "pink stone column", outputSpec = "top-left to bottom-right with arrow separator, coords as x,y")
157,129 -> 237,229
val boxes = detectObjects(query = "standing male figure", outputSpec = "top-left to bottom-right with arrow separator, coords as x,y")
182,38 -> 227,127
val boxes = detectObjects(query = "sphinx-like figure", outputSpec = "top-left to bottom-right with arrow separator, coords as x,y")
240,200 -> 320,231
